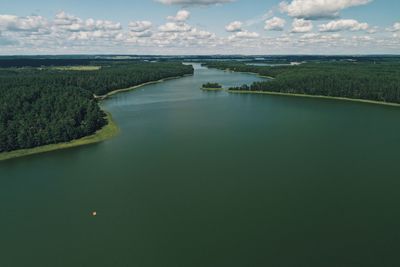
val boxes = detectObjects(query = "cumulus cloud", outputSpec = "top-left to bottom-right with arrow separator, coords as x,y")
188,28 -> 215,39
352,35 -> 373,41
128,21 -> 152,32
159,22 -> 192,32
394,22 -> 400,31
291,18 -> 313,33
235,31 -> 260,38
54,11 -> 121,32
167,10 -> 190,22
264,17 -> 286,31
225,21 -> 243,32
154,8 -> 218,48
319,19 -> 369,32
0,9 -> 399,55
280,0 -> 372,20
156,0 -> 233,6
54,11 -> 78,26
129,30 -> 153,38
297,32 -> 344,45
0,14 -> 48,32
225,20 -> 260,40
387,22 -> 400,32
159,10 -> 192,34
229,30 -> 260,39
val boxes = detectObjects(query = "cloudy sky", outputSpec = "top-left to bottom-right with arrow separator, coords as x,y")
0,0 -> 399,55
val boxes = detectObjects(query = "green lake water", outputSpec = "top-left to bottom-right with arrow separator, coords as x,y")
1,64 -> 400,267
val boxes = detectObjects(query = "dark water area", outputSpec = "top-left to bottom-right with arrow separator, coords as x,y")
1,64 -> 400,267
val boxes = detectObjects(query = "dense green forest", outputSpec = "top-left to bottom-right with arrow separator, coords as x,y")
204,61 -> 400,103
0,61 -> 193,153
1,62 -> 194,96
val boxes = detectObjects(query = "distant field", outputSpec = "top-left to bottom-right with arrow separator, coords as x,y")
51,66 -> 102,71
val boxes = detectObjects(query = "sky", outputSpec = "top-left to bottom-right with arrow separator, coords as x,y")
0,0 -> 399,55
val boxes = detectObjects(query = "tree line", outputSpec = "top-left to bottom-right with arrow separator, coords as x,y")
0,61 -> 194,153
204,61 -> 400,104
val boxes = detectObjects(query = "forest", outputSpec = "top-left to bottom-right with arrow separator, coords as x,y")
204,60 -> 400,104
0,61 -> 193,153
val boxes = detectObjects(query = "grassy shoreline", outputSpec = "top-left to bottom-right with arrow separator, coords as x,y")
228,90 -> 400,107
0,112 -> 119,162
0,74 -> 193,162
201,87 -> 224,91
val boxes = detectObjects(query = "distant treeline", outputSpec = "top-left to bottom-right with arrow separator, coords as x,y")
2,55 -> 400,66
204,61 -> 400,104
0,59 -> 92,68
0,62 -> 193,152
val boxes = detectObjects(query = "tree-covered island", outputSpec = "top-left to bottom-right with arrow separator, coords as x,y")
201,82 -> 223,91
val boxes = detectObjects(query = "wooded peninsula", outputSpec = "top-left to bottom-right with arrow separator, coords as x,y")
0,60 -> 193,154
203,60 -> 400,104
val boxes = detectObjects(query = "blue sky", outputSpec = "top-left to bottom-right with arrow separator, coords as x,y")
0,0 -> 399,54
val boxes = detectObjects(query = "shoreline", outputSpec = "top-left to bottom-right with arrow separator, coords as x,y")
0,74 -> 192,162
201,87 -> 224,91
222,68 -> 274,80
95,74 -> 192,100
228,90 -> 400,107
0,111 -> 119,162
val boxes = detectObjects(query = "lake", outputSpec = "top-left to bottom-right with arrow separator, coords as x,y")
1,64 -> 400,267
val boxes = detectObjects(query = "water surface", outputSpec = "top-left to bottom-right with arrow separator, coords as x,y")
1,64 -> 400,267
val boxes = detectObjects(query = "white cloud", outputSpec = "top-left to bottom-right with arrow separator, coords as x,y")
225,20 -> 260,39
299,32 -> 319,39
156,0 -> 233,5
352,35 -> 373,41
54,11 -> 121,32
130,30 -> 153,38
264,17 -> 286,31
394,22 -> 400,31
54,11 -> 78,26
291,18 -> 313,33
300,32 -> 341,40
319,19 -> 369,32
159,22 -> 192,32
128,21 -> 152,32
230,30 -> 260,39
280,0 -> 372,20
225,21 -> 243,32
188,28 -> 214,39
155,8 -> 217,48
167,10 -> 190,22
68,30 -> 120,41
0,9 -> 399,55
387,22 -> 400,32
0,14 -> 48,32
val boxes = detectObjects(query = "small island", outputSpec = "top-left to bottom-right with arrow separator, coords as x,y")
201,82 -> 224,91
